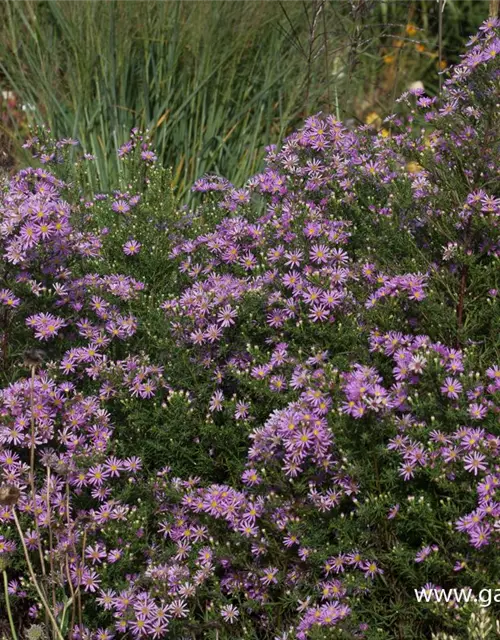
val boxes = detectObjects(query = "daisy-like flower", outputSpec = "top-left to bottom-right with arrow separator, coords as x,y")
239,252 -> 257,270
80,568 -> 101,592
87,465 -> 110,487
141,150 -> 157,162
303,222 -> 321,238
220,604 -> 239,623
26,312 -> 67,341
168,598 -> 188,619
0,289 -> 21,308
129,617 -> 151,637
107,549 -> 122,563
0,535 -> 16,554
150,622 -> 168,639
209,390 -> 224,412
238,519 -> 258,537
123,240 -> 141,255
321,289 -> 344,308
135,380 -> 156,399
470,523 -> 491,548
284,250 -> 303,267
205,324 -> 222,343
308,304 -> 329,322
270,375 -> 287,392
260,567 -> 279,586
94,628 -> 114,640
310,244 -> 330,264
463,452 -> 487,476
242,468 -> 261,486
85,543 -> 107,564
440,377 -> 463,399
123,456 -> 142,473
104,456 -> 124,477
217,304 -> 237,327
235,401 -> 249,420
468,403 -> 487,420
112,199 -> 130,214
231,189 -> 250,204
118,142 -> 133,156
486,365 -> 500,381
399,462 -> 416,480
283,533 -> 300,547
442,446 -> 460,464
362,560 -> 383,578
415,546 -> 432,563
22,530 -> 39,551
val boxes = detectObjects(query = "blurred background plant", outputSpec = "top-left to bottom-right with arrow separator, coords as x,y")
0,0 -> 490,200
432,606 -> 500,640
0,90 -> 25,180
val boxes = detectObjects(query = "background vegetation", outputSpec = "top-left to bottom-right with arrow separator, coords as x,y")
0,0 -> 489,200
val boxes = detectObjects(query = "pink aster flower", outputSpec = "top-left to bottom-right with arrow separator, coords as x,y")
470,523 -> 491,548
209,390 -> 224,412
238,519 -> 258,537
310,244 -> 330,264
141,150 -> 157,162
103,456 -> 125,477
242,468 -> 261,486
486,365 -> 500,381
235,401 -> 250,420
463,452 -> 487,476
440,377 -> 463,399
123,240 -> 141,255
399,462 -> 416,480
469,403 -> 487,420
260,567 -> 279,586
217,304 -> 237,327
123,456 -> 142,473
308,304 -> 329,322
361,560 -> 383,578
220,604 -> 239,623
0,535 -> 16,554
112,199 -> 131,214
129,617 -> 151,637
168,599 -> 188,619
415,546 -> 432,563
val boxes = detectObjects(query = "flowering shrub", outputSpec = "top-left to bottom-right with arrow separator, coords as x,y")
0,19 -> 499,640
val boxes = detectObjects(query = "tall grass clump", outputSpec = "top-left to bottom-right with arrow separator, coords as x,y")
0,0 -> 321,197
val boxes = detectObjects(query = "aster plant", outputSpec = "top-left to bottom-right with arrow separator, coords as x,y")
0,18 -> 499,640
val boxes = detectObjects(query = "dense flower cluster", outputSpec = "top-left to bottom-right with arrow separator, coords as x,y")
367,330 -> 500,548
0,375 -> 141,608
